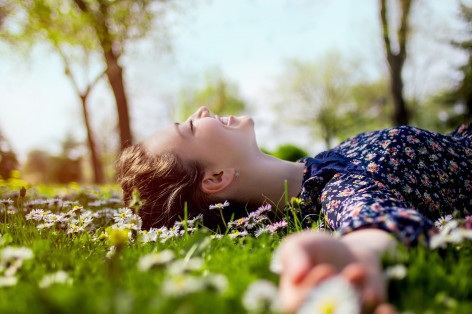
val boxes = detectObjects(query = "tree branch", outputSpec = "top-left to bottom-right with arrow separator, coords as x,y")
73,0 -> 89,13
84,69 -> 107,98
398,0 -> 413,58
56,46 -> 81,97
56,45 -> 106,100
379,0 -> 392,56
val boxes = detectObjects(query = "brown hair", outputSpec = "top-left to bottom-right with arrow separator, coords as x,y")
117,143 -> 217,229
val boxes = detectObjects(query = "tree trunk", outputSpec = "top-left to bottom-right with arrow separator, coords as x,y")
80,94 -> 105,184
56,46 -> 106,185
466,57 -> 472,120
73,0 -> 133,151
380,0 -> 413,126
387,54 -> 409,125
104,50 -> 133,150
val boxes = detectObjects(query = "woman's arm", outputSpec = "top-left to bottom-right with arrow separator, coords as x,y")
341,228 -> 398,266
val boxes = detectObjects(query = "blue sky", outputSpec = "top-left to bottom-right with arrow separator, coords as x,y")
0,0 -> 469,160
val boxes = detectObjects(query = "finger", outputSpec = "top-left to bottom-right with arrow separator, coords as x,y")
299,263 -> 337,290
278,231 -> 340,282
280,264 -> 337,314
362,287 -> 384,313
373,303 -> 397,314
278,242 -> 313,284
341,263 -> 387,313
341,263 -> 367,289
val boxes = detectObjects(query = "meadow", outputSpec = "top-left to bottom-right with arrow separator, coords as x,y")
0,176 -> 471,314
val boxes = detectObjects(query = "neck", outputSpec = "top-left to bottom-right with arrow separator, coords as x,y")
234,153 -> 305,208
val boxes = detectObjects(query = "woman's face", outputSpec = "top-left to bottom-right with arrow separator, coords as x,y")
144,107 -> 258,168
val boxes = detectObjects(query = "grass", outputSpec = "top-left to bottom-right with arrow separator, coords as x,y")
0,179 -> 471,314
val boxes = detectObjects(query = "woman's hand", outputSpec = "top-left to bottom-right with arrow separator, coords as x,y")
276,230 -> 397,314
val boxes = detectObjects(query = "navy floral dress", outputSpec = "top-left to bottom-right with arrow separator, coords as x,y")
298,124 -> 472,245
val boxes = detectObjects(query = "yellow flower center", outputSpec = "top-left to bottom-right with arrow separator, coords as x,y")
321,299 -> 336,314
109,229 -> 129,246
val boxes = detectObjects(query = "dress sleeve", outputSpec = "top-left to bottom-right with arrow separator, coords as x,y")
320,173 -> 435,246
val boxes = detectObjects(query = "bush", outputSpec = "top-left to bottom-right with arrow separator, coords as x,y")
270,144 -> 308,162
0,134 -> 19,180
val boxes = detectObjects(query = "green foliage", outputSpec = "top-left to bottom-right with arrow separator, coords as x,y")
275,53 -> 392,149
436,3 -> 472,127
176,71 -> 246,121
0,0 -> 160,51
0,132 -> 19,180
267,144 -> 308,162
348,80 -> 393,133
411,3 -> 472,133
23,135 -> 84,184
386,244 -> 472,313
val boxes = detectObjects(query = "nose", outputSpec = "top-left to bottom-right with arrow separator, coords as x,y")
186,106 -> 211,123
196,106 -> 210,119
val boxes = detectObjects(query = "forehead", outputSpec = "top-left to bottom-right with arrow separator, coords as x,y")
143,124 -> 182,155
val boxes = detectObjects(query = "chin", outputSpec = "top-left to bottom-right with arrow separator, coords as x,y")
240,116 -> 254,126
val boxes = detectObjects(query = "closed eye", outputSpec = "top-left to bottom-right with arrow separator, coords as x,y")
189,119 -> 194,134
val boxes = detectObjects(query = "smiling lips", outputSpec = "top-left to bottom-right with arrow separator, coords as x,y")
217,116 -> 235,126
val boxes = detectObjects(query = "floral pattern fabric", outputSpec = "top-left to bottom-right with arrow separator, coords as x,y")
298,124 -> 472,245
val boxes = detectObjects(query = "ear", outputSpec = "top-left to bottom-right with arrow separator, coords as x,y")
201,168 -> 237,194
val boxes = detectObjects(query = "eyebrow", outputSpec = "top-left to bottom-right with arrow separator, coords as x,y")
173,122 -> 186,137
174,122 -> 181,134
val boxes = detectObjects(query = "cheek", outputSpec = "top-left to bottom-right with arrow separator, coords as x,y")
196,121 -> 229,144
195,124 -> 242,154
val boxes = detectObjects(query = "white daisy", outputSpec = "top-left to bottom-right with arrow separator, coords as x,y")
1,247 -> 34,277
167,257 -> 204,275
162,224 -> 182,241
0,199 -> 14,206
113,208 -> 134,224
66,223 -> 85,234
137,250 -> 175,272
36,222 -> 55,230
434,215 -> 454,230
1,247 -> 33,261
385,264 -> 407,280
204,273 -> 228,293
209,200 -> 230,210
25,209 -> 49,221
269,247 -> 282,274
0,276 -> 18,287
161,274 -> 205,296
253,204 -> 272,216
44,213 -> 67,224
105,246 -> 116,259
211,234 -> 224,240
228,230 -> 248,239
268,220 -> 288,234
38,271 -> 73,288
242,279 -> 280,313
255,226 -> 270,238
298,276 -> 361,314
430,226 -> 472,249
3,259 -> 24,277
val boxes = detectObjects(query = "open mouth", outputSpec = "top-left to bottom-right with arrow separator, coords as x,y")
217,116 -> 234,126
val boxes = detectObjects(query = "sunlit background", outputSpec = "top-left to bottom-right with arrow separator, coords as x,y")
0,0 -> 471,184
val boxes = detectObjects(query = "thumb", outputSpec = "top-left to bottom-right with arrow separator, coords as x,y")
279,241 -> 312,284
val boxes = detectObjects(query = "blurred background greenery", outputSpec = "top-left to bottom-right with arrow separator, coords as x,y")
0,0 -> 470,184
